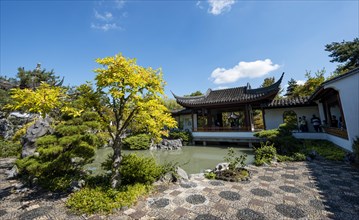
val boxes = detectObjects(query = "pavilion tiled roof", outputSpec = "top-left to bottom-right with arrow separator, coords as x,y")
173,73 -> 284,108
262,96 -> 313,108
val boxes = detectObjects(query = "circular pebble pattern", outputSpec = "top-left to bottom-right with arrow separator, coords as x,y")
281,174 -> 299,180
186,194 -> 206,205
0,209 -> 7,217
209,181 -> 224,186
275,204 -> 306,218
151,198 -> 170,208
258,176 -> 275,182
239,180 -> 251,184
279,185 -> 301,193
264,168 -> 279,172
195,214 -> 221,220
219,191 -> 241,201
19,206 -> 53,220
250,188 -> 272,197
236,208 -> 266,220
180,182 -> 197,188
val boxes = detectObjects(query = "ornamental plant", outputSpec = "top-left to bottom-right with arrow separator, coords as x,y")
78,54 -> 177,188
16,111 -> 104,191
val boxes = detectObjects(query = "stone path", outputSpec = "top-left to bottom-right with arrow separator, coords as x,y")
1,158 -> 359,219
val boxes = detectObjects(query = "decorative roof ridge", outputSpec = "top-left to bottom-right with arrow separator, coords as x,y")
309,67 -> 359,101
171,90 -> 206,100
247,72 -> 284,94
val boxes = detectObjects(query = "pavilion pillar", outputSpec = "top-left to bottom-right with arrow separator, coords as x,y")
261,108 -> 266,130
191,109 -> 194,132
207,109 -> 213,128
244,105 -> 250,131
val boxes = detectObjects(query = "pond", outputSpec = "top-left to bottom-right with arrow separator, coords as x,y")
86,145 -> 254,175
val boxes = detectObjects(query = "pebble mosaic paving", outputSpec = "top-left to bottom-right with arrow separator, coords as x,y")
1,158 -> 359,219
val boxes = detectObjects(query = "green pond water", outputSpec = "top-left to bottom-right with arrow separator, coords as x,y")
86,145 -> 254,175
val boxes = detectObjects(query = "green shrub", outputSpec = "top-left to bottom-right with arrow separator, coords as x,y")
292,152 -> 306,161
15,111 -> 104,191
254,142 -> 277,166
276,154 -> 294,162
168,130 -> 193,145
122,134 -> 151,150
102,153 -> 165,185
303,140 -> 346,161
224,148 -> 247,170
204,172 -> 216,179
0,140 -> 21,158
66,183 -> 151,214
254,123 -> 301,155
276,153 -> 306,162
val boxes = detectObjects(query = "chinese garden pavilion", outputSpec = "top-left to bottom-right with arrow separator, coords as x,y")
172,73 -> 284,133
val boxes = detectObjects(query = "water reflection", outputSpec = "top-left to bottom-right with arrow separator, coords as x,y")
86,145 -> 254,175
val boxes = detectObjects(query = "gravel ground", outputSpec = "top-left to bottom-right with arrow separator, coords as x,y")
1,158 -> 359,220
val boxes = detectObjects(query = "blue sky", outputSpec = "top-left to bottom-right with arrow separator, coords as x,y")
1,0 -> 358,97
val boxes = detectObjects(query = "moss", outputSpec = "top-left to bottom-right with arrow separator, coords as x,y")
303,140 -> 346,161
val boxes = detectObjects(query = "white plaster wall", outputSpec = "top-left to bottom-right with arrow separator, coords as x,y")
193,132 -> 255,139
264,106 -> 320,132
323,72 -> 359,149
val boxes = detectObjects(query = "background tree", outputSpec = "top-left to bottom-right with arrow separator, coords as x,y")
285,78 -> 298,98
260,77 -> 275,88
184,90 -> 203,97
325,38 -> 359,75
291,69 -> 325,97
162,98 -> 183,111
16,64 -> 64,89
79,54 -> 176,188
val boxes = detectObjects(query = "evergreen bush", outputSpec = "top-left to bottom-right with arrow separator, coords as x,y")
0,139 -> 21,158
122,134 -> 151,150
15,111 -> 104,191
254,142 -> 277,166
102,153 -> 165,185
168,130 -> 193,145
66,183 -> 151,214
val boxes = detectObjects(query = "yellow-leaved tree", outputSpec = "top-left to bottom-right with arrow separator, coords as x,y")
78,54 -> 177,188
6,82 -> 82,118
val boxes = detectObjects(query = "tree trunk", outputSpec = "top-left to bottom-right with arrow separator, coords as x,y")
110,138 -> 122,188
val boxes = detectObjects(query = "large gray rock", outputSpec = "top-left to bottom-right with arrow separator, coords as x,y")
21,117 -> 53,158
0,111 -> 34,140
175,167 -> 189,181
0,118 -> 14,139
150,138 -> 183,150
214,162 -> 229,172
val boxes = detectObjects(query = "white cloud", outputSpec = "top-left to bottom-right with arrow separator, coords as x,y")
91,23 -> 120,31
196,1 -> 204,10
297,80 -> 305,85
208,0 -> 236,15
114,0 -> 126,9
94,10 -> 113,21
210,59 -> 280,84
213,86 -> 229,90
